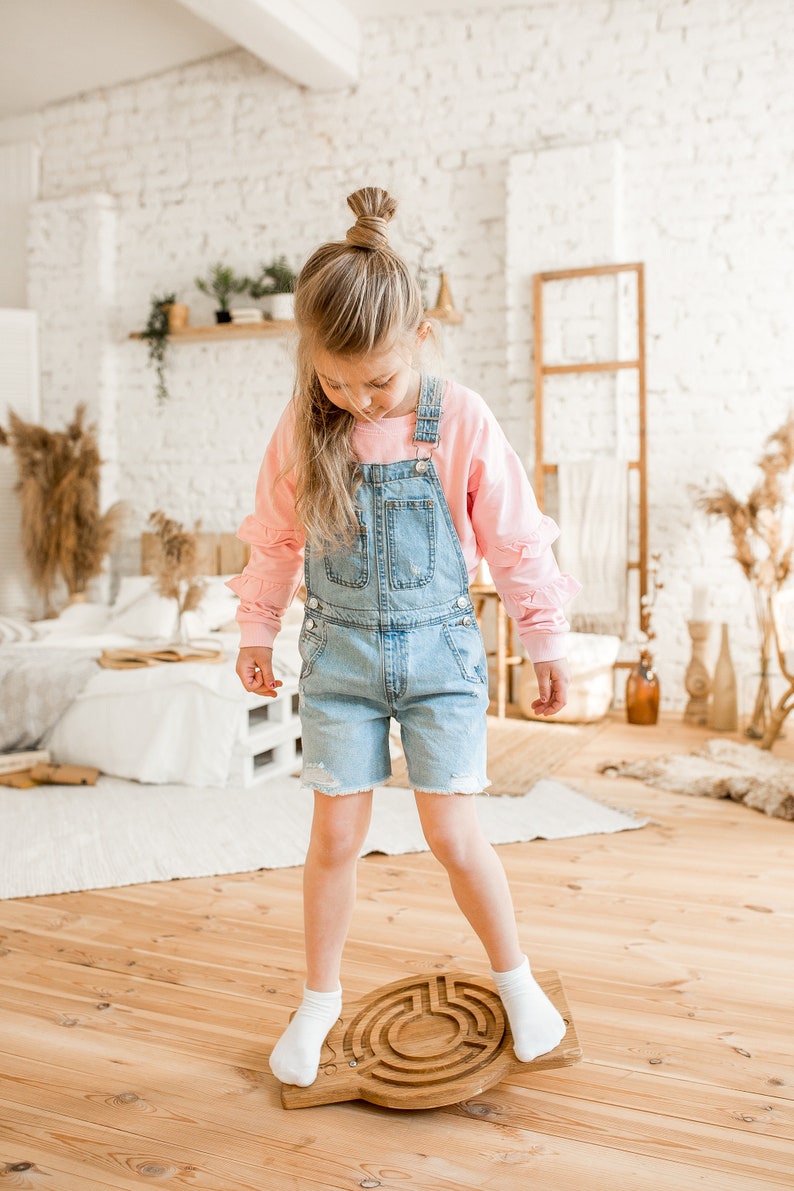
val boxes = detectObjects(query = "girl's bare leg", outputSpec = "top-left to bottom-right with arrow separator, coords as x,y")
303,789 -> 374,990
269,790 -> 373,1086
414,790 -> 565,1061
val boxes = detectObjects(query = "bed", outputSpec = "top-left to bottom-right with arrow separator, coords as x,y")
0,534 -> 303,788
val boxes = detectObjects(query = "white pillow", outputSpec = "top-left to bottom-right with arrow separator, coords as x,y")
109,574 -> 240,639
33,602 -> 112,636
108,577 -> 177,639
197,575 -> 240,630
113,575 -> 158,613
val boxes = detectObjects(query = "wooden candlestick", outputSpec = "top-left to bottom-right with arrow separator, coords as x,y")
684,619 -> 712,724
280,969 -> 581,1110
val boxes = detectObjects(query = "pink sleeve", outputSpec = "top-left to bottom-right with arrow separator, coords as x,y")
225,404 -> 306,648
467,409 -> 581,663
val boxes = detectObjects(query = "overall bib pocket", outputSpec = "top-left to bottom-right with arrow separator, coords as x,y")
323,521 -> 369,588
386,499 -> 436,588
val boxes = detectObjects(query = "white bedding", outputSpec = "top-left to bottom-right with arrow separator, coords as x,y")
45,629 -> 302,787
0,581 -> 303,787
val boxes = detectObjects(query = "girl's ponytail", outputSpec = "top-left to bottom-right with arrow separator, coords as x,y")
290,188 -> 425,550
344,187 -> 396,251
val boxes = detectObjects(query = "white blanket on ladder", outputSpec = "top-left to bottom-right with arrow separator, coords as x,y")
555,458 -> 628,636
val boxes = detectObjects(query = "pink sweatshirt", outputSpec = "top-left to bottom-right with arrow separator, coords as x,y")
228,379 -> 581,663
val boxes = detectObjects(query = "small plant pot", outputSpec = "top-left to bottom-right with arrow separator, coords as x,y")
215,310 -> 232,324
262,292 -> 295,321
167,303 -> 189,333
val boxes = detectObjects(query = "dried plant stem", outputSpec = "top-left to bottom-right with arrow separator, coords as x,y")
745,589 -> 774,739
0,403 -> 124,614
695,411 -> 794,741
147,510 -> 206,642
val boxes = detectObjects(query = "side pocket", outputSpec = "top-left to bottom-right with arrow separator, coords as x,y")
298,618 -> 327,680
442,621 -> 488,684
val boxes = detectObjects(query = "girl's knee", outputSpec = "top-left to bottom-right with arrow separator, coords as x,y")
309,794 -> 372,865
309,823 -> 362,866
416,792 -> 484,870
422,820 -> 479,871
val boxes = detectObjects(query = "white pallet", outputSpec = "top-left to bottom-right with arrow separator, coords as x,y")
228,678 -> 302,787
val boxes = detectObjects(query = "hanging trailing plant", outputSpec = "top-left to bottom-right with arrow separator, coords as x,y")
0,404 -> 126,615
141,291 -> 177,406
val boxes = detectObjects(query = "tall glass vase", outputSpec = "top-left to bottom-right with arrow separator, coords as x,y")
745,591 -> 773,738
172,602 -> 191,645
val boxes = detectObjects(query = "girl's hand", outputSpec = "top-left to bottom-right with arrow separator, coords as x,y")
236,646 -> 283,698
530,658 -> 571,716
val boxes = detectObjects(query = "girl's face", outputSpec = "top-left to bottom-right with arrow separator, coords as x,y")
313,327 -> 429,423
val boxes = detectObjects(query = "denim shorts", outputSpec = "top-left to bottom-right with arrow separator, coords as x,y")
298,615 -> 491,796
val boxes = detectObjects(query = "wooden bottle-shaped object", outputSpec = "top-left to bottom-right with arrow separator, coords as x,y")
709,623 -> 738,731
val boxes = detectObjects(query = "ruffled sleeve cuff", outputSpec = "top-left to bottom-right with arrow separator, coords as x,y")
236,620 -> 279,650
485,515 -> 561,566
500,573 -> 582,618
236,514 -> 305,550
501,573 -> 583,662
226,573 -> 303,649
225,573 -> 299,606
520,631 -> 571,664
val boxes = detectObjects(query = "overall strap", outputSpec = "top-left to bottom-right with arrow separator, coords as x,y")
412,375 -> 445,446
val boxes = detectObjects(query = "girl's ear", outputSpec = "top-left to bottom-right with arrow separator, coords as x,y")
414,320 -> 432,349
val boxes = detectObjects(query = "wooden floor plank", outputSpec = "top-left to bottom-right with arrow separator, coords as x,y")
446,1080 -> 794,1185
1,712 -> 792,1190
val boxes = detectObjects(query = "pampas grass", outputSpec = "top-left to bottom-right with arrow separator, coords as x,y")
695,411 -> 794,737
147,510 -> 206,641
0,404 -> 125,615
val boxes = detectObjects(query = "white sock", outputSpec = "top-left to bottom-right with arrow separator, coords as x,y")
269,985 -> 342,1087
491,955 -> 566,1062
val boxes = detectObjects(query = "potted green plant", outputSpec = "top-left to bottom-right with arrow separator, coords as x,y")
249,256 -> 297,321
195,263 -> 249,323
141,291 -> 177,405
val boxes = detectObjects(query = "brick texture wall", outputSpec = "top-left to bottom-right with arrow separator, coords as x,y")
23,0 -> 794,708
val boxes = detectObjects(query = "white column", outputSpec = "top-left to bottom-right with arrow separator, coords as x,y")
27,192 -> 119,507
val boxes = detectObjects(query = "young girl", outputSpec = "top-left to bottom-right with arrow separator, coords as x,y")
229,187 -> 580,1089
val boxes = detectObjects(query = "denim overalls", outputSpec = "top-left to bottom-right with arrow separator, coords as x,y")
298,375 -> 490,796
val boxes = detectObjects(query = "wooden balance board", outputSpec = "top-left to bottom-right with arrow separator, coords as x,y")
281,968 -> 581,1110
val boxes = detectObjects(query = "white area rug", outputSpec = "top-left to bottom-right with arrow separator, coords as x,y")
0,777 -> 647,900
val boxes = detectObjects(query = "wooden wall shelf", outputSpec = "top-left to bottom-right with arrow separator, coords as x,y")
129,310 -> 461,346
129,321 -> 293,345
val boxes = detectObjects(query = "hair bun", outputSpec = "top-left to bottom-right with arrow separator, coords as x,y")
345,186 -> 397,250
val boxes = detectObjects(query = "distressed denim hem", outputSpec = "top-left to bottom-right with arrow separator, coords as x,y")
302,771 -> 393,797
409,777 -> 492,796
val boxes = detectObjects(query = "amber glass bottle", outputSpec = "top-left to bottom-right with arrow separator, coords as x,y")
626,650 -> 660,725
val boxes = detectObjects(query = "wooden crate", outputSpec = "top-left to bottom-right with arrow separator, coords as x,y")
227,679 -> 301,787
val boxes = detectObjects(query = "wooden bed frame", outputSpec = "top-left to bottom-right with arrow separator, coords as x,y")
140,531 -> 251,578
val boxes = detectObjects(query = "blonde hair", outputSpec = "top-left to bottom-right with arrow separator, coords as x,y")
291,187 -> 424,549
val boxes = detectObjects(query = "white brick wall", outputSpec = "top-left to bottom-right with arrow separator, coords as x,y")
20,0 -> 794,710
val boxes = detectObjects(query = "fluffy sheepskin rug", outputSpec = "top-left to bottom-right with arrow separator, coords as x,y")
599,738 -> 794,820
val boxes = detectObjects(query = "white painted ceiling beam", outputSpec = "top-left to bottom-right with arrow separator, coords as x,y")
175,0 -> 360,89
